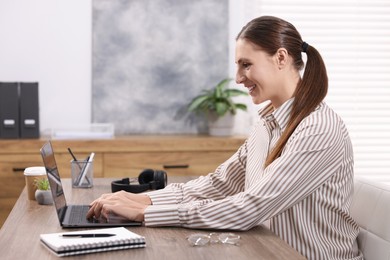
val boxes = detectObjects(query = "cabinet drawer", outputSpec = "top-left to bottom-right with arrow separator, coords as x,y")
103,151 -> 232,177
0,153 -> 43,175
0,154 -> 43,197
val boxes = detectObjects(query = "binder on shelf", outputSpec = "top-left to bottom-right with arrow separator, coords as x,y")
19,82 -> 40,138
0,82 -> 20,138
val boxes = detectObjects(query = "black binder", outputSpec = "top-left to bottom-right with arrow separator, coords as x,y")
20,82 -> 40,138
0,82 -> 20,138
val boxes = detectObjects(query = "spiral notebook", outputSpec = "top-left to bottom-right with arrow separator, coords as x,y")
40,227 -> 146,257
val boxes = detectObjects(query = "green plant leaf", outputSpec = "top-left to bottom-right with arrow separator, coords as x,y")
34,178 -> 50,190
188,95 -> 210,112
235,103 -> 248,111
215,78 -> 231,98
215,102 -> 229,116
215,85 -> 222,98
226,99 -> 238,115
216,78 -> 232,89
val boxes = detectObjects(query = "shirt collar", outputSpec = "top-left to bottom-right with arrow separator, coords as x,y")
258,98 -> 294,132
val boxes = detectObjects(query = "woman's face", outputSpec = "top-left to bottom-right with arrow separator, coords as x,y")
235,38 -> 285,107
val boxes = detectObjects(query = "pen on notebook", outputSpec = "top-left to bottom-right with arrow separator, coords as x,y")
62,233 -> 116,238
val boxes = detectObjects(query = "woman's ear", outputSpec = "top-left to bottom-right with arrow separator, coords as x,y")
275,48 -> 289,69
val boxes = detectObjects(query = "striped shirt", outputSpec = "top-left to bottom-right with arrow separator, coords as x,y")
145,99 -> 363,260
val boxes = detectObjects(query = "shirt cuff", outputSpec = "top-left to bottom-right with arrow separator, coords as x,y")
144,204 -> 180,226
146,184 -> 182,205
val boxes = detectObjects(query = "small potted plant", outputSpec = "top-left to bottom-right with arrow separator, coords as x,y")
187,78 -> 248,136
34,178 -> 53,205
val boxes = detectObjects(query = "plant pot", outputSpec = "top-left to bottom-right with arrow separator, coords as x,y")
35,190 -> 53,205
208,113 -> 234,136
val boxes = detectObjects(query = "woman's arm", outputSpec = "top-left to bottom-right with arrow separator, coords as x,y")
147,143 -> 248,206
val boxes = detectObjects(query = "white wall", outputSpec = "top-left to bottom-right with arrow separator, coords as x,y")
0,0 -> 255,136
0,0 -> 92,134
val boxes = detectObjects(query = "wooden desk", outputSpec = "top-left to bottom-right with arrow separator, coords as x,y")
0,177 -> 305,260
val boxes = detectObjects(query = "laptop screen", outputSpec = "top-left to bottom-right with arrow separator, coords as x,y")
40,141 -> 67,222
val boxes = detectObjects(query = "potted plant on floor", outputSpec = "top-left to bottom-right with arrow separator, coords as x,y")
34,178 -> 53,205
187,78 -> 248,136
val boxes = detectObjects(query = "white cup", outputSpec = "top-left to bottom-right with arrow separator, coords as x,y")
24,166 -> 47,200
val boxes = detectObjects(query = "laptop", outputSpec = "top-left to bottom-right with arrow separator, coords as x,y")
40,141 -> 142,228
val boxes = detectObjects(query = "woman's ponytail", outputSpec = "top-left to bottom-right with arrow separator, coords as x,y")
264,43 -> 328,167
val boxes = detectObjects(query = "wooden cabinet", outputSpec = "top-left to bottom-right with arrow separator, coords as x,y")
0,135 -> 246,227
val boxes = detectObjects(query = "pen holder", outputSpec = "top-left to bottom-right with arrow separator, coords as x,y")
71,160 -> 93,188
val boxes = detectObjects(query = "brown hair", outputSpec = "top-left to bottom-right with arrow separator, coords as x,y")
236,16 -> 328,167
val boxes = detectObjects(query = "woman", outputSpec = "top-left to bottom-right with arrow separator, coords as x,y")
87,16 -> 362,259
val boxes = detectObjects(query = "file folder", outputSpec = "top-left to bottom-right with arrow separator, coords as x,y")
0,82 -> 20,138
20,82 -> 40,138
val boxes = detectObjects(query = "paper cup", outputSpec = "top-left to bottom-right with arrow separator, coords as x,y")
24,166 -> 47,200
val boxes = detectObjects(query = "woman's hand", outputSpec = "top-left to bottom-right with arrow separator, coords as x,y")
86,191 -> 152,222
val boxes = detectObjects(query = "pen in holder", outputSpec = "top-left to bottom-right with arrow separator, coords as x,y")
71,153 -> 94,188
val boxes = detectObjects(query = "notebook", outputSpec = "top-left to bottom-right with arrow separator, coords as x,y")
40,141 -> 142,228
40,227 -> 145,257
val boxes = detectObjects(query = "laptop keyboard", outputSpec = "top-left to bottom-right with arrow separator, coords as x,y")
69,205 -> 94,223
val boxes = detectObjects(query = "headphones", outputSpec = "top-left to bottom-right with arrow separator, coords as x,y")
111,169 -> 167,193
